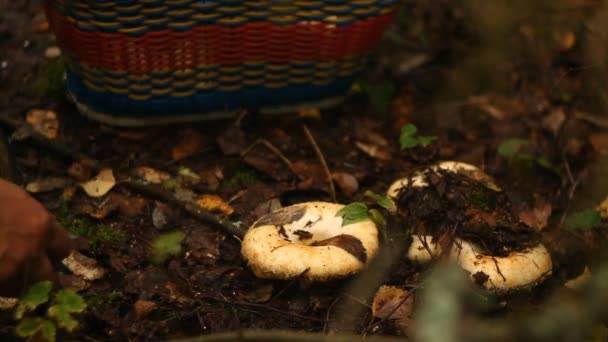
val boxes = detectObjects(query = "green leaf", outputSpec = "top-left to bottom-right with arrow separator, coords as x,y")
537,156 -> 561,175
400,136 -> 419,150
565,209 -> 601,230
368,209 -> 388,242
364,191 -> 396,210
151,231 -> 186,265
336,203 -> 369,226
418,135 -> 437,147
400,124 -> 418,136
48,290 -> 86,333
15,281 -> 53,320
16,317 -> 56,342
498,138 -> 530,159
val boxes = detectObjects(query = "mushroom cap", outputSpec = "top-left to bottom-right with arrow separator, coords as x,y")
407,235 -> 553,293
387,161 -> 500,199
241,202 -> 379,281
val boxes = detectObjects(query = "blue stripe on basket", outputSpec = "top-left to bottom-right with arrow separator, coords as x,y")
66,69 -> 357,117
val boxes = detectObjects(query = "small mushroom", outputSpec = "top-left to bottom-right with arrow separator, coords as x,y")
241,201 -> 379,282
390,161 -> 552,293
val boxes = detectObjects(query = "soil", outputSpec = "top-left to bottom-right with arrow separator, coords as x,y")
2,0 -> 608,341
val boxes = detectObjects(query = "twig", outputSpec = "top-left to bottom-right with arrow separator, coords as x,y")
323,296 -> 341,335
201,295 -> 327,323
0,113 -> 244,238
302,125 -> 336,202
241,139 -> 298,177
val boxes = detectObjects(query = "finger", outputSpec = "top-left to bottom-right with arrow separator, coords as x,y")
47,220 -> 73,263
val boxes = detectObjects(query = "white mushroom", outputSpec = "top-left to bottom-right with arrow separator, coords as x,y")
408,235 -> 552,293
389,161 -> 552,292
387,161 -> 501,200
241,202 -> 379,282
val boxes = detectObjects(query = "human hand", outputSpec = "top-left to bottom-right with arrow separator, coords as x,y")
0,178 -> 72,296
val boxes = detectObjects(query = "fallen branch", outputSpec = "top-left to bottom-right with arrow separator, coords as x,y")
303,125 -> 337,202
0,113 -> 244,238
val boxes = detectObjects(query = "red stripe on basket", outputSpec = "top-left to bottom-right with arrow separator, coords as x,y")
43,3 -> 395,74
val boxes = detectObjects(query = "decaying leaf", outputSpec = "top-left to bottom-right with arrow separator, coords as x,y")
133,166 -> 171,184
589,133 -> 608,156
134,300 -> 158,320
81,168 -> 116,198
26,109 -> 59,139
62,250 -> 106,281
172,129 -> 204,161
372,285 -> 414,334
519,200 -> 552,231
25,177 -> 73,193
355,141 -> 391,160
0,297 -> 18,311
598,195 -> 608,220
332,172 -> 359,197
196,194 -> 234,216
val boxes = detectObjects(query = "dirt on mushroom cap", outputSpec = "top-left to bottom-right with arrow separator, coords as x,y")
241,202 -> 379,281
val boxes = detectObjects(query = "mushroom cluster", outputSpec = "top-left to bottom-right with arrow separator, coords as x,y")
388,161 -> 553,293
241,202 -> 379,282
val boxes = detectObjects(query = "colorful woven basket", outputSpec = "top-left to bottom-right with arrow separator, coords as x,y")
43,0 -> 400,126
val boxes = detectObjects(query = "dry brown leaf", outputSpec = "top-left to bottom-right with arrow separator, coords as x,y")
589,133 -> 608,156
196,194 -> 234,216
0,297 -> 18,311
25,177 -> 73,193
81,168 -> 116,198
133,166 -> 171,184
68,161 -> 93,181
134,300 -> 158,320
172,129 -> 204,160
332,172 -> 359,197
62,250 -> 106,281
519,200 -> 552,231
26,109 -> 59,139
355,141 -> 391,161
372,285 -> 413,334
298,107 -> 321,119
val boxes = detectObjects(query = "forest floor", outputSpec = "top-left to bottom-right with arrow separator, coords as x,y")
2,0 -> 608,341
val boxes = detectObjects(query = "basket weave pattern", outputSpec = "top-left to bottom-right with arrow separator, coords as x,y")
43,0 -> 399,121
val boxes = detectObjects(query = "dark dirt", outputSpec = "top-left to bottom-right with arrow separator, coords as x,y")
2,0 -> 608,341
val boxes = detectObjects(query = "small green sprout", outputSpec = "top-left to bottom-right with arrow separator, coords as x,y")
565,209 -> 601,231
14,281 -> 86,342
399,124 -> 437,150
497,138 -> 560,175
151,231 -> 186,265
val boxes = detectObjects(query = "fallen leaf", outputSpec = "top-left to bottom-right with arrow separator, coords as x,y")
172,129 -> 204,161
542,108 -> 566,136
25,177 -> 73,193
62,250 -> 106,281
196,194 -> 234,216
44,46 -> 61,59
117,194 -> 148,218
68,161 -> 93,181
598,195 -> 608,220
26,109 -> 59,139
298,107 -> 321,119
372,285 -> 413,334
243,155 -> 291,181
81,168 -> 116,198
58,273 -> 90,292
0,297 -> 18,311
133,166 -> 171,184
355,141 -> 391,160
134,300 -> 158,320
332,172 -> 359,197
589,133 -> 608,156
237,283 -> 274,303
519,200 -> 552,231
217,126 -> 247,156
